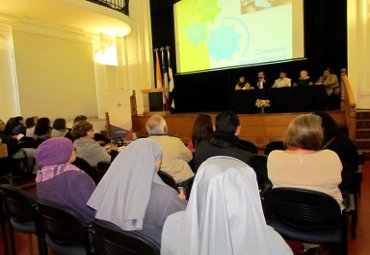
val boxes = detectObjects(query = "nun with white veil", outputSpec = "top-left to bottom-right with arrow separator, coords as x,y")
87,138 -> 187,244
161,156 -> 293,255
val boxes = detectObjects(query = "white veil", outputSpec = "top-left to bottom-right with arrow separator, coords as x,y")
171,156 -> 292,255
87,138 -> 162,231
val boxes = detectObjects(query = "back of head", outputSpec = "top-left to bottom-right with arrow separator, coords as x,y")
192,114 -> 213,146
146,115 -> 167,135
176,156 -> 271,254
72,120 -> 93,139
4,117 -> 16,134
35,137 -> 73,166
284,114 -> 323,150
14,116 -> 23,123
73,115 -> 88,124
34,117 -> 51,136
25,117 -> 36,128
215,111 -> 239,134
52,118 -> 67,130
313,111 -> 341,143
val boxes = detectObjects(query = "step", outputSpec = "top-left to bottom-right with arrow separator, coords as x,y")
363,149 -> 370,160
356,110 -> 370,120
355,129 -> 370,139
355,139 -> 370,150
356,120 -> 370,129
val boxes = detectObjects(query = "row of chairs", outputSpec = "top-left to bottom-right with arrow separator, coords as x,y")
0,184 -> 160,255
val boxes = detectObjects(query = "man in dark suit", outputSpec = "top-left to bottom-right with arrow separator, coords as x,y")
194,111 -> 252,171
253,71 -> 268,89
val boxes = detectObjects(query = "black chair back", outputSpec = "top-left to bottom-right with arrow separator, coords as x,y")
339,161 -> 356,193
267,188 -> 347,255
0,190 -> 10,255
264,141 -> 285,155
96,161 -> 111,182
248,154 -> 270,191
268,188 -> 342,230
72,157 -> 99,184
1,184 -> 36,225
1,184 -> 46,255
158,170 -> 177,191
92,219 -> 160,255
36,199 -> 92,255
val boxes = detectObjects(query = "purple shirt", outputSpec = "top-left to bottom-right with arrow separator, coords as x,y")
37,171 -> 96,223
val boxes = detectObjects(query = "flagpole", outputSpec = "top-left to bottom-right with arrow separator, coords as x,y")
154,48 -> 162,89
160,47 -> 170,111
165,45 -> 175,109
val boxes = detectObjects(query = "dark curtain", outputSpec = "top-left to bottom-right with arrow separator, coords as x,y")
150,0 -> 347,113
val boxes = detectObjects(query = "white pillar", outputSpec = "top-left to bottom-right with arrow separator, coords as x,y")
0,24 -> 20,119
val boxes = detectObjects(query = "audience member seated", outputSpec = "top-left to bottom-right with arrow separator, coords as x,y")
51,118 -> 74,141
1,117 -> 36,171
73,114 -> 88,124
0,118 -> 20,156
314,111 -> 358,172
161,156 -> 293,255
315,67 -> 340,96
272,70 -> 291,88
194,111 -> 252,171
235,76 -> 252,90
187,114 -> 213,154
73,114 -> 109,145
87,138 -> 187,244
10,116 -> 26,135
267,114 -> 343,208
146,115 -> 194,184
34,117 -> 52,141
1,118 -> 21,173
296,69 -> 313,87
25,116 -> 38,137
35,137 -> 96,223
253,70 -> 268,89
72,120 -> 116,167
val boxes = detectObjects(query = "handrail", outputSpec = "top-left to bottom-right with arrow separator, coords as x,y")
341,74 -> 356,140
130,90 -> 138,116
105,112 -> 112,140
86,0 -> 129,15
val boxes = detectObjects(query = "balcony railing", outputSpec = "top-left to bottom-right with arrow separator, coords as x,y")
87,0 -> 129,15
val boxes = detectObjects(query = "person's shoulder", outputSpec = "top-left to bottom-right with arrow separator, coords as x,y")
319,149 -> 341,160
151,183 -> 182,201
268,150 -> 285,156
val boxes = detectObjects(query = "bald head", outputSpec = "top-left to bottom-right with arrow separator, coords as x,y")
146,115 -> 168,135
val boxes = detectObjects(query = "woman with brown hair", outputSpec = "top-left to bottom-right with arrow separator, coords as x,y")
187,114 -> 213,154
72,120 -> 116,167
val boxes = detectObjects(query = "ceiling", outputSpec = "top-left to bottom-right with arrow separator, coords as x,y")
0,0 -> 131,37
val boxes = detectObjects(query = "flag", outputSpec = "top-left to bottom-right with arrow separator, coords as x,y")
161,48 -> 170,111
155,50 -> 162,88
166,47 -> 175,109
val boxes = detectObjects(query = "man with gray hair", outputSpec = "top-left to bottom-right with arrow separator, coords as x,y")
146,115 -> 194,184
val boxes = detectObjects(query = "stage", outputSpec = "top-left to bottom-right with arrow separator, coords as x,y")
131,110 -> 346,148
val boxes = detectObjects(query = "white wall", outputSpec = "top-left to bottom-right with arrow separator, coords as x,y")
0,0 -> 154,132
12,29 -> 98,119
93,0 -> 154,130
348,0 -> 370,109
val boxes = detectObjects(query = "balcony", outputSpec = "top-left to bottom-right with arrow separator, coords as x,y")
0,0 -> 131,37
